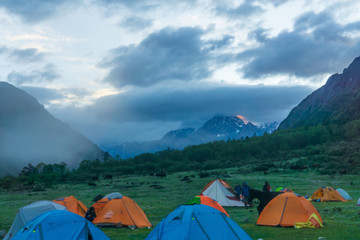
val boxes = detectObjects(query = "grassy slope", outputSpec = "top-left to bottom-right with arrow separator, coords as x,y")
0,170 -> 359,240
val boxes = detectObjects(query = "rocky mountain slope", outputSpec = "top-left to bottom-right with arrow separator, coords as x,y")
279,56 -> 360,129
0,82 -> 105,176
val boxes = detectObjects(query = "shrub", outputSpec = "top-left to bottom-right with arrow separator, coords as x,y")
198,171 -> 210,178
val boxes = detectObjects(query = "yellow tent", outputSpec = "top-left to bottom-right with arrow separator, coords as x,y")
310,187 -> 345,202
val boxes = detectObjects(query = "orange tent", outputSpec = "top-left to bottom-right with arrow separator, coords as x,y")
186,195 -> 229,216
92,192 -> 151,228
311,187 -> 346,202
53,195 -> 88,217
257,192 -> 323,227
201,179 -> 235,195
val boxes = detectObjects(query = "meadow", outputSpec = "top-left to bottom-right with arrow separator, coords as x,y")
0,169 -> 359,240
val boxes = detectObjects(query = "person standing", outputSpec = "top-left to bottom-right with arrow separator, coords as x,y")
234,183 -> 242,199
242,182 -> 250,208
263,181 -> 271,192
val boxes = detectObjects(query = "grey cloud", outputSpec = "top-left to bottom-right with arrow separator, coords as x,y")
206,35 -> 234,50
215,0 -> 290,18
0,0 -> 76,23
215,0 -> 264,19
20,86 -> 91,106
10,48 -> 45,63
100,27 -> 215,88
238,11 -> 360,79
21,86 -> 65,105
93,0 -> 156,10
60,88 -> 92,99
258,0 -> 290,7
248,28 -> 268,43
7,64 -> 60,85
294,11 -> 350,42
51,84 -> 312,143
294,11 -> 333,31
119,16 -> 153,31
89,84 -> 312,125
93,0 -> 195,11
0,46 -> 8,54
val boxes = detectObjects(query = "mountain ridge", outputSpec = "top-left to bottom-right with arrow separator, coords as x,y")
279,56 -> 360,129
0,82 -> 106,176
103,115 -> 278,158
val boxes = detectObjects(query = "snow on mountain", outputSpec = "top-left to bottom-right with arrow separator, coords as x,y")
102,114 -> 278,158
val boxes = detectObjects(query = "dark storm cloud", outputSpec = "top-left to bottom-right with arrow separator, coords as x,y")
119,16 -> 153,31
238,11 -> 360,79
7,64 -> 60,85
215,0 -> 264,18
89,84 -> 312,125
9,48 -> 45,63
100,27 -> 224,88
0,0 -> 76,23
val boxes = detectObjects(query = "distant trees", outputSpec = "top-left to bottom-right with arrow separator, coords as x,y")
1,120 -> 360,190
19,163 -> 37,176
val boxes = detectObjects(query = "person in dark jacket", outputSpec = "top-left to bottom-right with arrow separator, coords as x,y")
85,206 -> 97,222
263,181 -> 271,192
234,183 -> 242,199
242,182 -> 250,208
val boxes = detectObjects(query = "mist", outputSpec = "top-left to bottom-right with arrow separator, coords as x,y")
0,82 -> 104,176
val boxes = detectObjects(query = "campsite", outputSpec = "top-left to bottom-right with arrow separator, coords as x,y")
2,0 -> 360,239
1,169 -> 359,239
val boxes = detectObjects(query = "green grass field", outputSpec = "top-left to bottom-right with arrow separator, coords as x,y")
1,169 -> 359,239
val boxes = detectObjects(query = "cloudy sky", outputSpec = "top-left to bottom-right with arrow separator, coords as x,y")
1,0 -> 360,145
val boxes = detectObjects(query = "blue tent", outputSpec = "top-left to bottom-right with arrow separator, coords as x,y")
12,210 -> 110,240
146,204 -> 252,240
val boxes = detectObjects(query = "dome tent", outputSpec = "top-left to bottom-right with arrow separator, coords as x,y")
53,195 -> 88,217
201,179 -> 235,195
12,210 -> 110,240
311,187 -> 345,202
186,195 -> 229,216
92,192 -> 151,228
146,204 -> 252,240
4,201 -> 65,240
336,188 -> 352,200
257,192 -> 323,227
201,179 -> 244,207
